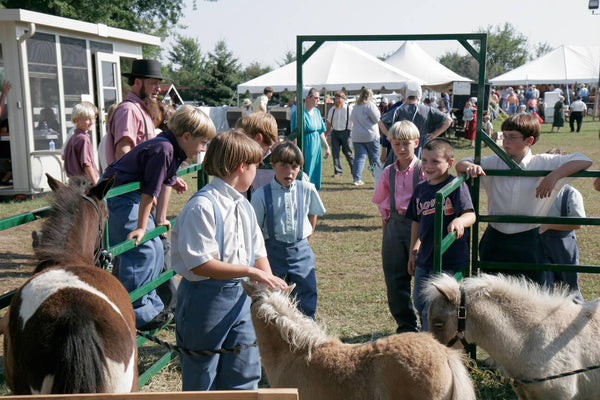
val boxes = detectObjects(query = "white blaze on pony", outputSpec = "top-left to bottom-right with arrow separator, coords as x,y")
243,280 -> 476,400
427,273 -> 600,400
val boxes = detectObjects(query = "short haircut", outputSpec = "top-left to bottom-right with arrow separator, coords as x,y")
202,129 -> 263,178
264,87 -> 274,95
423,137 -> 454,161
270,141 -> 304,166
235,112 -> 278,146
168,105 -> 217,139
71,101 -> 98,122
500,113 -> 540,144
388,120 -> 420,141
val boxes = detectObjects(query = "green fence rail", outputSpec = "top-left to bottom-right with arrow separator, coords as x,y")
0,163 -> 207,390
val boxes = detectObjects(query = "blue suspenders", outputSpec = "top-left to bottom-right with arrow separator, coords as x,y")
191,189 -> 255,265
264,181 -> 305,242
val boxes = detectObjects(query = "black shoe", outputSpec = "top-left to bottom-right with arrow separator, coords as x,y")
138,310 -> 174,331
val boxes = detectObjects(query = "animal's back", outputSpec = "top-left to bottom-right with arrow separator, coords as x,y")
4,266 -> 137,394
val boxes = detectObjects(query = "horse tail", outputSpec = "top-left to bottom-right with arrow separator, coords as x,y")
51,307 -> 107,393
446,349 -> 476,400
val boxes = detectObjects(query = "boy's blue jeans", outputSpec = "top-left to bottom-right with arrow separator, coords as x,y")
352,140 -> 381,182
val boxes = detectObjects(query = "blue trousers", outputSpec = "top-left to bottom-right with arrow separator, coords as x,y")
107,191 -> 164,327
541,230 -> 584,304
266,237 -> 317,318
352,140 -> 381,182
175,278 -> 260,391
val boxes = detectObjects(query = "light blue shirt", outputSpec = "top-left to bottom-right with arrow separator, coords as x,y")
251,178 -> 326,243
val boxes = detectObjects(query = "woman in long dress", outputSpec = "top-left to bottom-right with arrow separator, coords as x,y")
551,96 -> 564,133
291,88 -> 330,190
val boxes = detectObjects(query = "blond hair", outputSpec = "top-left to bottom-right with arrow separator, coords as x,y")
168,105 -> 216,139
235,112 -> 278,146
388,120 -> 420,141
71,101 -> 98,122
202,129 -> 263,178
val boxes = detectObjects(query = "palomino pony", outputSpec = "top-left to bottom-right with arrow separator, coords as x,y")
242,281 -> 475,400
3,175 -> 138,394
427,273 -> 600,400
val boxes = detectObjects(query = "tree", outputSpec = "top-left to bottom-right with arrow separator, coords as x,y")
166,35 -> 205,102
534,42 -> 554,58
240,62 -> 272,83
438,51 -> 479,80
200,40 -> 240,106
278,51 -> 296,67
1,0 -> 186,41
479,23 -> 529,79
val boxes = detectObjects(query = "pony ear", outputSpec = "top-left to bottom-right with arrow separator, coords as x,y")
46,174 -> 64,192
89,176 -> 115,201
283,283 -> 296,297
432,282 -> 459,304
241,280 -> 255,296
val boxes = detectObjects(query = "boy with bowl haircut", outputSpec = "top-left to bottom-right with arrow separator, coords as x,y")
62,101 -> 99,183
372,120 -> 425,333
407,138 -> 475,331
456,113 -> 592,284
103,105 -> 216,331
251,141 -> 325,318
172,130 -> 287,391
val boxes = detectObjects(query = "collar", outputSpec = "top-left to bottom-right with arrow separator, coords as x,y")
272,177 -> 296,192
212,177 -> 245,203
517,149 -> 534,168
394,156 -> 418,174
159,130 -> 187,163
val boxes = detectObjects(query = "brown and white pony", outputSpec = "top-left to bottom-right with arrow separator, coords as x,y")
242,281 -> 475,400
3,175 -> 138,394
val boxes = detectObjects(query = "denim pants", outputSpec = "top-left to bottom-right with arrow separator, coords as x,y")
352,140 -> 381,182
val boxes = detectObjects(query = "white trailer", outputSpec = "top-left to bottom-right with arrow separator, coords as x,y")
0,9 -> 160,198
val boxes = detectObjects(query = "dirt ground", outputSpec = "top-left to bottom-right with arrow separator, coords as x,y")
0,220 -> 41,297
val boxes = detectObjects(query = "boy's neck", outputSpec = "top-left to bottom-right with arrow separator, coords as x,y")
396,155 -> 415,170
275,176 -> 291,188
428,172 -> 450,186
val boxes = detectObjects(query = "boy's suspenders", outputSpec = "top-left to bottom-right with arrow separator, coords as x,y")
330,106 -> 350,131
561,185 -> 572,217
191,189 -> 255,264
264,181 -> 305,241
389,159 -> 422,213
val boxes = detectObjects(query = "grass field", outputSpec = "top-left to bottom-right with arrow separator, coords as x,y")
0,117 -> 599,398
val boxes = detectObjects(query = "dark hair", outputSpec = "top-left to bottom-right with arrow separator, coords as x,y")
202,129 -> 263,178
270,141 -> 304,165
500,113 -> 540,144
423,137 -> 454,160
264,87 -> 274,95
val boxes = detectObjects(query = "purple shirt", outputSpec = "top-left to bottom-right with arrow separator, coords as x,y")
62,129 -> 99,179
105,92 -> 156,165
102,131 -> 186,198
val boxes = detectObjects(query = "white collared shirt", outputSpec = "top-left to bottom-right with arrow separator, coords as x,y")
327,104 -> 353,131
462,151 -> 591,234
171,177 -> 267,281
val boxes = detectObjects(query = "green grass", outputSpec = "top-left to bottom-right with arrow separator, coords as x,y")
1,117 -> 599,398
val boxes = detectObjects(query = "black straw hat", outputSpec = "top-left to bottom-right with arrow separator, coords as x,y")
122,59 -> 166,80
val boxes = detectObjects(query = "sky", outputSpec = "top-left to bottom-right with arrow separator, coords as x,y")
168,0 -> 600,70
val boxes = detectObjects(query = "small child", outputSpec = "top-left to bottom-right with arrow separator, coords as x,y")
372,120 -> 425,333
62,101 -> 99,183
462,99 -> 476,147
235,111 -> 279,196
482,114 -> 495,140
102,105 -> 216,331
407,138 -> 475,331
251,141 -> 326,318
456,113 -> 592,284
171,130 -> 287,391
540,149 -> 585,304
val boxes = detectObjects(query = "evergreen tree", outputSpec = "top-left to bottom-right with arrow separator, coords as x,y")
200,40 -> 240,106
166,35 -> 205,101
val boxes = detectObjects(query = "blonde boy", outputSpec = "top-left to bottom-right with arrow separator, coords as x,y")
172,130 -> 286,391
62,101 -> 99,183
406,138 -> 475,330
372,120 -> 425,333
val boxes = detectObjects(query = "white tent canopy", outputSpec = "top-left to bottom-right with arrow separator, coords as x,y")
237,42 -> 423,94
489,45 -> 600,85
384,41 -> 472,90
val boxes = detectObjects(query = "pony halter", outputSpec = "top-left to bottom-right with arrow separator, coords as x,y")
447,287 -> 470,348
81,193 -> 105,267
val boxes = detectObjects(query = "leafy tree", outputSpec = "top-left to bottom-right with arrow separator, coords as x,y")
438,51 -> 479,80
200,40 -> 240,106
240,62 -> 272,83
166,35 -> 205,102
278,51 -> 296,67
534,42 -> 554,58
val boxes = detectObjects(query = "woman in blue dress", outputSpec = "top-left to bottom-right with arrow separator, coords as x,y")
291,88 -> 330,190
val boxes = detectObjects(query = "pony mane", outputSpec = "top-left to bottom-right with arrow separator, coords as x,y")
35,177 -> 97,267
426,273 -> 575,308
254,289 -> 332,358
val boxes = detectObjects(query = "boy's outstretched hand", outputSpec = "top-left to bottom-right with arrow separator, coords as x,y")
249,268 -> 287,290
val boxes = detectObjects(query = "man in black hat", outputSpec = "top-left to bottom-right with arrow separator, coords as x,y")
105,59 -> 165,165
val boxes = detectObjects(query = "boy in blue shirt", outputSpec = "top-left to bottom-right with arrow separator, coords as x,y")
251,141 -> 326,318
172,130 -> 287,391
406,138 -> 475,330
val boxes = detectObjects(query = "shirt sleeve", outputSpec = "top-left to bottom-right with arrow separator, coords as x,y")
372,164 -> 391,218
453,182 -> 475,215
141,145 -> 171,197
567,188 -> 586,218
250,187 -> 268,236
307,184 -> 326,216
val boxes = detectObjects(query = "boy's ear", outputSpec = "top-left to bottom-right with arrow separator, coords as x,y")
448,158 -> 455,168
414,138 -> 420,147
525,135 -> 535,146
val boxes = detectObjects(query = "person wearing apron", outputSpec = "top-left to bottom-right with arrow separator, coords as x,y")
251,142 -> 326,319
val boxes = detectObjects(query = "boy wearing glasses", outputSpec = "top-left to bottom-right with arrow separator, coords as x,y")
456,113 -> 591,284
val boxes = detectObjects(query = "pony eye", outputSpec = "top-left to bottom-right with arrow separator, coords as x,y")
434,321 -> 445,329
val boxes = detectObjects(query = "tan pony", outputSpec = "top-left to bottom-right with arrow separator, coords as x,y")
242,281 -> 475,400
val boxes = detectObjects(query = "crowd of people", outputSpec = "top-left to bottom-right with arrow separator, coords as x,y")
1,55 -> 598,393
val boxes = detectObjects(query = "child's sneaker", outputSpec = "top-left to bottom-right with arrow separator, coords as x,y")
353,180 -> 364,186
